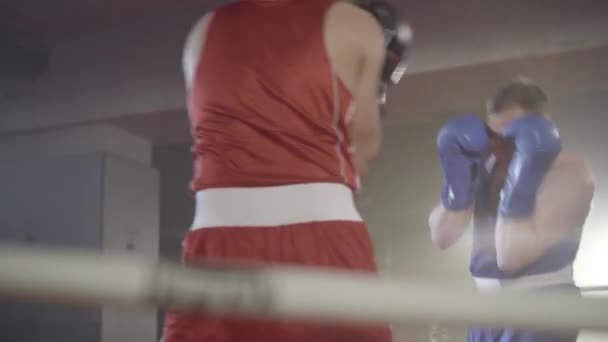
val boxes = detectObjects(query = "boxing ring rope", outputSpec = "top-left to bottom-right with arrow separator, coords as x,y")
1,243 -> 607,332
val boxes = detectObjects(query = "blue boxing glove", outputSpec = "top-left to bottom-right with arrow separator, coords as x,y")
499,115 -> 562,218
438,115 -> 490,210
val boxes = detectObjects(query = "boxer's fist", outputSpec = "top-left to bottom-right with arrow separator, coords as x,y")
499,115 -> 561,217
438,115 -> 490,210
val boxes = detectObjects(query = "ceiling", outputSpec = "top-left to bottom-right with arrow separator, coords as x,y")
3,0 -> 608,39
2,0 -> 608,143
1,0 -> 222,35
3,0 -> 608,73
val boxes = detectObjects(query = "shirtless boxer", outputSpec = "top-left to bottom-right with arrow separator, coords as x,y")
162,1 -> 411,341
429,78 -> 595,342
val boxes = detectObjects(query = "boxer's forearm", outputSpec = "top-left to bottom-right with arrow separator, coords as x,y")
428,204 -> 473,250
494,217 -> 540,273
496,191 -> 592,274
351,121 -> 381,166
495,157 -> 594,273
495,201 -> 589,274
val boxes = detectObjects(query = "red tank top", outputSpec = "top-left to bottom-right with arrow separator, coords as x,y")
188,0 -> 357,191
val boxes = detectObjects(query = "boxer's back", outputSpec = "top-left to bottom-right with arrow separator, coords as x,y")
185,0 -> 359,192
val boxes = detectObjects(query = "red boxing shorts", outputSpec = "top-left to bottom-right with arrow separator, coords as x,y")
162,183 -> 392,342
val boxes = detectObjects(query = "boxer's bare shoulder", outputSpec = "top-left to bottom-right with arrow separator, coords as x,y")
323,1 -> 385,93
183,13 -> 215,90
542,150 -> 594,192
535,150 -> 595,233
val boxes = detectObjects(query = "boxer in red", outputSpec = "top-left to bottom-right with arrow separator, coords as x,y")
162,1 -> 411,341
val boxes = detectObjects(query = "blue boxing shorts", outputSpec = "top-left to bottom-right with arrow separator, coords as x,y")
468,284 -> 579,342
468,326 -> 578,342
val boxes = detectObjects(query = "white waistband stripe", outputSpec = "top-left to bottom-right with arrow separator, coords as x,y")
190,183 -> 362,230
473,264 -> 574,292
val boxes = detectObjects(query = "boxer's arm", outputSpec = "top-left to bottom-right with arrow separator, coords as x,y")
326,2 -> 386,175
349,26 -> 385,175
429,115 -> 489,250
183,13 -> 214,91
495,153 -> 594,273
428,205 -> 473,250
348,10 -> 386,175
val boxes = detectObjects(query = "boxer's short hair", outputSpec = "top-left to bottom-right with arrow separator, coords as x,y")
488,77 -> 548,115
